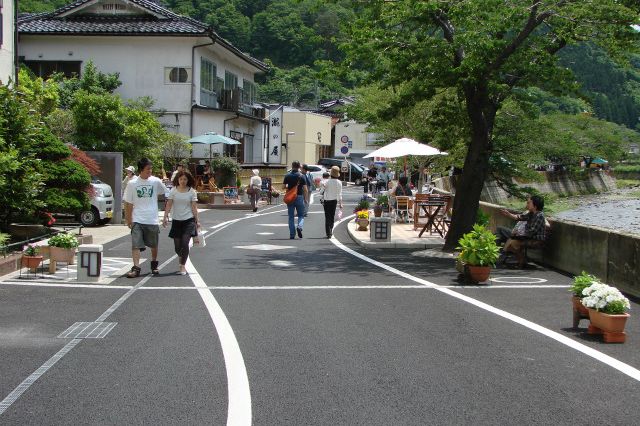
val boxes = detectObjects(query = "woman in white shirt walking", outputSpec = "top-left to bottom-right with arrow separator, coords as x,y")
320,166 -> 343,238
162,171 -> 200,275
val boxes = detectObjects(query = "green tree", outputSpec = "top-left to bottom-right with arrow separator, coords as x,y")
344,0 -> 640,250
72,92 -> 165,165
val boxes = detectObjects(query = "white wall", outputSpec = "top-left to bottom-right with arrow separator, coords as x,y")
20,35 -> 196,112
0,0 -> 15,85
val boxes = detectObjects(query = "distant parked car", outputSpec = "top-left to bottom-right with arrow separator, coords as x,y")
318,158 -> 365,185
305,164 -> 327,187
79,178 -> 114,226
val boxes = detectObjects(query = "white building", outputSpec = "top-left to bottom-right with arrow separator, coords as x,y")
0,0 -> 16,85
18,0 -> 271,164
334,120 -> 384,165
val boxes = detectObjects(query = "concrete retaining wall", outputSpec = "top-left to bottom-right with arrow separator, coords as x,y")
480,202 -> 640,298
435,171 -> 617,204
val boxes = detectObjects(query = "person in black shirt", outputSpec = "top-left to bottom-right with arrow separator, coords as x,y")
365,163 -> 378,194
283,161 -> 308,239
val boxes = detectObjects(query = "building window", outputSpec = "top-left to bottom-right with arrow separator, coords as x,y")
165,67 -> 191,84
200,58 -> 217,107
225,71 -> 238,90
242,80 -> 256,105
366,132 -> 385,146
22,61 -> 82,79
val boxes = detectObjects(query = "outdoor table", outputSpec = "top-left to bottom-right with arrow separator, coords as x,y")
416,200 -> 447,237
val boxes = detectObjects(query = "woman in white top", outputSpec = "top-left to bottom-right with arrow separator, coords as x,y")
249,169 -> 262,212
319,166 -> 343,238
162,170 -> 200,275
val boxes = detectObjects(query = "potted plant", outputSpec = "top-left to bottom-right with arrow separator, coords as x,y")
22,244 -> 44,271
456,224 -> 500,283
374,195 -> 389,217
356,210 -> 370,231
354,197 -> 370,214
581,282 -> 631,343
48,232 -> 79,265
569,271 -> 597,328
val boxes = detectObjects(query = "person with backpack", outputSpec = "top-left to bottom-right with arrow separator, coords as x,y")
283,161 -> 308,239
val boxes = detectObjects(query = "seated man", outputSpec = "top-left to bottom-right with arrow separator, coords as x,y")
498,195 -> 546,268
390,176 -> 413,221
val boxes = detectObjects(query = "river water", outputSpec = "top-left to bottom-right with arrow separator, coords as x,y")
551,188 -> 640,236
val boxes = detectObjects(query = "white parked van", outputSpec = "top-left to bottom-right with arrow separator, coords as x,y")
79,178 -> 114,226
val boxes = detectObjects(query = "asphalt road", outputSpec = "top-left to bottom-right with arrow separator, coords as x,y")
1,186 -> 639,425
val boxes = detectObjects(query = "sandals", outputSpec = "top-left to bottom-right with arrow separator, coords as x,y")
151,260 -> 160,275
126,265 -> 141,278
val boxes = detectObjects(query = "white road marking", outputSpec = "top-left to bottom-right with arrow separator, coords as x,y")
234,244 -> 294,251
0,257 -> 173,415
268,260 -> 294,267
256,232 -> 274,235
330,214 -> 640,382
186,258 -> 251,426
490,277 -> 548,284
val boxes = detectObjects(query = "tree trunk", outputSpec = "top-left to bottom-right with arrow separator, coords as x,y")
443,86 -> 496,251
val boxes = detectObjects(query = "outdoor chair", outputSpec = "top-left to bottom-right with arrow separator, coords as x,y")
394,196 -> 412,223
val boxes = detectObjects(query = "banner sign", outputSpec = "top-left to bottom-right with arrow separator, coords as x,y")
268,106 -> 283,164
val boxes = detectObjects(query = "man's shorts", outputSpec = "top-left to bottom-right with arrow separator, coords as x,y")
131,223 -> 160,249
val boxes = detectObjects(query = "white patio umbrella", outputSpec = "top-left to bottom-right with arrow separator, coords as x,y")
187,132 -> 241,161
364,138 -> 447,193
363,137 -> 447,158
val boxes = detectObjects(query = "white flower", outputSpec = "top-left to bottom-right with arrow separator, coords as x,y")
581,283 -> 630,313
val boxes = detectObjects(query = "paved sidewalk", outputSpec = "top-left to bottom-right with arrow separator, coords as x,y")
347,217 -> 445,249
80,224 -> 131,246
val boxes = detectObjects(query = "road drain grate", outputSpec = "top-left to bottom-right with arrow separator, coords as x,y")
57,322 -> 117,339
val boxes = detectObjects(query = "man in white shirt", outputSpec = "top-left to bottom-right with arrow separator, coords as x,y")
170,163 -> 184,182
124,158 -> 168,278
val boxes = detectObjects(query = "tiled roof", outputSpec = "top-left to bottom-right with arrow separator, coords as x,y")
18,0 -> 207,35
17,0 -> 268,71
19,15 -> 207,35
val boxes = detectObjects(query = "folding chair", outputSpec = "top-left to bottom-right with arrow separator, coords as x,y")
394,196 -> 411,223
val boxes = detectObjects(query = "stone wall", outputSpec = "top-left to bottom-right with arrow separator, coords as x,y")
435,170 -> 617,204
480,202 -> 640,298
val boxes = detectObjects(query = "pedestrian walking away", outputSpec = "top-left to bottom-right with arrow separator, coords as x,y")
163,170 -> 200,275
249,169 -> 262,212
320,166 -> 343,238
124,158 -> 168,277
283,161 -> 308,239
301,164 -> 313,216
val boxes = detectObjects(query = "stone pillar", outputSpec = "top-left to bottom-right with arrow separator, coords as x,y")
77,244 -> 104,283
370,217 -> 391,242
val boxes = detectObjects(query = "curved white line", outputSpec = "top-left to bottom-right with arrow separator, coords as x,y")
186,258 -> 251,426
330,215 -> 640,382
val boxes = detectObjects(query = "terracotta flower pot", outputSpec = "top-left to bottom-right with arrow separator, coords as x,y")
571,296 -> 590,328
22,255 -> 43,271
373,205 -> 383,217
587,308 -> 630,343
356,218 -> 369,231
466,265 -> 491,283
49,246 -> 76,265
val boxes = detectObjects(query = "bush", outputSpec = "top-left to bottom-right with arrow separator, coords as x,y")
211,156 -> 239,187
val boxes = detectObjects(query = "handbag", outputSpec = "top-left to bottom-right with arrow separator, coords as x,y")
246,185 -> 255,195
192,230 -> 206,248
284,186 -> 298,204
